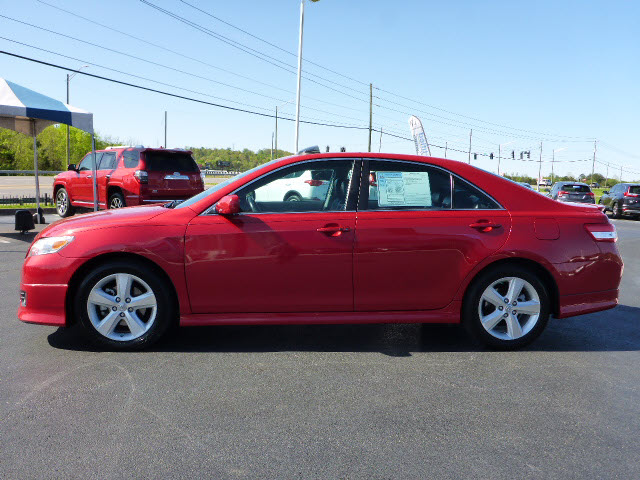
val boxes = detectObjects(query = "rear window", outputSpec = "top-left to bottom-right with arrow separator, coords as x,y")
629,186 -> 640,195
144,152 -> 198,172
562,184 -> 590,192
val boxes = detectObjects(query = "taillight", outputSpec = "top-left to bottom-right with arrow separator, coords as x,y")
585,223 -> 617,242
624,191 -> 639,197
558,191 -> 568,196
586,192 -> 594,197
134,170 -> 148,183
305,179 -> 324,187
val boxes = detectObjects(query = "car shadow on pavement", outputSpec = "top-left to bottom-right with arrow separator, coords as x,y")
47,305 -> 640,354
0,231 -> 38,243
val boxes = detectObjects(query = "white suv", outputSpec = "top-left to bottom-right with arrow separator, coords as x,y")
254,169 -> 331,202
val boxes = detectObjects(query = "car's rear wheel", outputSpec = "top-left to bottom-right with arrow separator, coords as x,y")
56,187 -> 74,217
612,202 -> 622,219
284,193 -> 302,202
75,260 -> 175,349
109,192 -> 126,209
463,265 -> 550,349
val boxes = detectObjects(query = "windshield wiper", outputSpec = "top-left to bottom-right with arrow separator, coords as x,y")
163,200 -> 184,209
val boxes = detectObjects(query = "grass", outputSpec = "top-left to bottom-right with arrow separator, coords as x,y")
0,203 -> 53,209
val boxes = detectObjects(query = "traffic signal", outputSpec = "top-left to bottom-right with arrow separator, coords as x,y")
511,150 -> 515,159
520,151 -> 523,159
473,153 -> 478,160
326,145 -> 330,152
527,151 -> 531,159
490,153 -> 494,159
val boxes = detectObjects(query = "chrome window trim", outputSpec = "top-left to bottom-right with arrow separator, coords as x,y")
201,157 -> 359,216
363,158 -> 505,212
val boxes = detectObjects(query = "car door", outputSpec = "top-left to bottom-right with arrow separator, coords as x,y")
184,159 -> 359,314
353,159 -> 511,311
73,153 -> 101,204
97,151 -> 118,207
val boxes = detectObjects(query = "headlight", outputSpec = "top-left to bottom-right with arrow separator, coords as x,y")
28,236 -> 74,256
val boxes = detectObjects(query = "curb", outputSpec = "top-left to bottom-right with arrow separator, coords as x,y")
0,207 -> 57,216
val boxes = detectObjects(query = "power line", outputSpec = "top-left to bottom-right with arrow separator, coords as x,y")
0,50 -> 371,131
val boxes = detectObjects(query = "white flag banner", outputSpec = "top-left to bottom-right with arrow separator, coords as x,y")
408,115 -> 431,156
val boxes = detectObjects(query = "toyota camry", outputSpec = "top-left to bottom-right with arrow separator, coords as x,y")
19,153 -> 623,350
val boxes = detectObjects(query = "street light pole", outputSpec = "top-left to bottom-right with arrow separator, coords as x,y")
497,141 -> 513,176
551,147 -> 567,185
294,0 -> 305,154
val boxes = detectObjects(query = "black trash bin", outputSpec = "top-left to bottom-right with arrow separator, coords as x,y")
15,210 -> 35,234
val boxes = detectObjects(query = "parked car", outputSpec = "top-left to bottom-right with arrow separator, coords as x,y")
53,147 -> 205,217
518,182 -> 533,189
538,179 -> 551,187
590,182 -> 600,188
549,181 -> 595,204
20,153 -> 622,350
599,183 -> 640,218
253,168 -> 332,204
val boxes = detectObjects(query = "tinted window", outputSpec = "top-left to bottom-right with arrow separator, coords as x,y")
78,152 -> 101,171
123,150 -> 140,168
561,184 -> 590,193
144,152 -> 198,172
235,160 -> 355,213
452,177 -> 500,209
366,160 -> 451,210
629,186 -> 640,195
99,152 -> 117,170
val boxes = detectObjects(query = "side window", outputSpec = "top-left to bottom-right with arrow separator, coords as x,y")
78,152 -> 101,171
98,152 -> 117,170
123,150 -> 140,168
365,160 -> 451,210
234,160 -> 355,213
452,177 -> 500,209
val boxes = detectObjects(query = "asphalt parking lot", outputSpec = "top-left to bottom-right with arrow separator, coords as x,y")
0,216 -> 638,479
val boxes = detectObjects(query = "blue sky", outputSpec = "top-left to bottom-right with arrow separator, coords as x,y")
1,0 -> 638,179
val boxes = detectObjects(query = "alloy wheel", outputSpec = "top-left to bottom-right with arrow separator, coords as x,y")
110,197 -> 124,209
87,273 -> 157,342
477,276 -> 541,341
56,189 -> 68,215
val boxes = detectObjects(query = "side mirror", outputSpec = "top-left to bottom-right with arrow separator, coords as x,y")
215,194 -> 241,215
68,164 -> 77,171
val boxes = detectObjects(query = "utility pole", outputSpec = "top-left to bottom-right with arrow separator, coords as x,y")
445,142 -> 448,159
164,111 -> 167,148
590,140 -> 597,186
368,83 -> 373,152
468,129 -> 472,164
271,132 -> 274,160
275,106 -> 278,158
620,165 -> 623,182
66,74 -> 70,166
551,150 -> 555,185
605,163 -> 609,188
379,127 -> 383,153
537,141 -> 543,192
498,144 -> 501,175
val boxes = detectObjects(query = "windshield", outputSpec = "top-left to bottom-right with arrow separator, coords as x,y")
174,157 -> 284,210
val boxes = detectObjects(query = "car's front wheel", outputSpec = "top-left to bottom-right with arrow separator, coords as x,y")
463,265 -> 550,349
75,260 -> 175,349
56,187 -> 74,217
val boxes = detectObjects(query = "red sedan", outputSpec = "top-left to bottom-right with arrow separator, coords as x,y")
18,153 -> 623,350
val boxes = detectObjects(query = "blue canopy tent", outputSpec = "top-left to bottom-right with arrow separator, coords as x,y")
0,78 -> 96,222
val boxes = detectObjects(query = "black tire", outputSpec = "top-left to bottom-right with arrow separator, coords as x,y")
55,187 -> 74,217
74,260 -> 175,350
109,192 -> 126,209
284,192 -> 302,202
612,202 -> 622,219
462,265 -> 551,350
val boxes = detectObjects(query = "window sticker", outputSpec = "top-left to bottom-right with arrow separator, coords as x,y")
377,171 -> 431,207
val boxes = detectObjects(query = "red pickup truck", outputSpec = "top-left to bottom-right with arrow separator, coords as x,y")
53,147 -> 205,216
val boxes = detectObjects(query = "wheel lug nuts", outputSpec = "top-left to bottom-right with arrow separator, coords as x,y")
498,306 -> 504,311
503,313 -> 509,318
111,306 -> 117,311
119,312 -> 125,317
504,298 -> 509,303
128,307 -> 133,312
512,311 -> 517,315
115,297 -> 121,303
125,298 -> 131,303
512,301 -> 517,306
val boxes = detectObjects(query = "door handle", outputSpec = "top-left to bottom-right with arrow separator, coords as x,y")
469,221 -> 502,232
87,175 -> 92,179
317,224 -> 351,236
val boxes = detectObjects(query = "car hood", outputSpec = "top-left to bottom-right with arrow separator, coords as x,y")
38,205 -> 170,238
